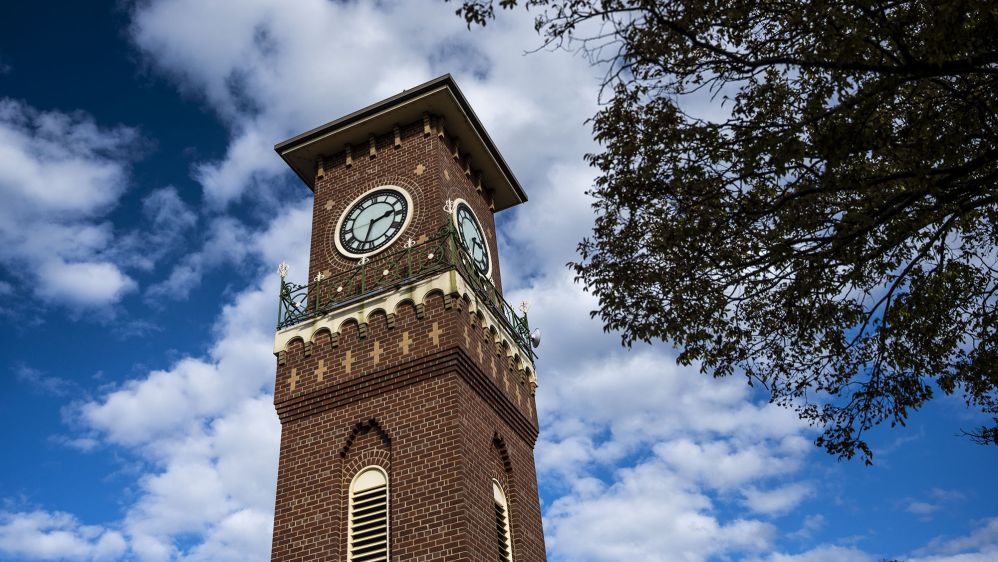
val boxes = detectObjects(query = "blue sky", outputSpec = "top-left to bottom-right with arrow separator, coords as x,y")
0,1 -> 996,561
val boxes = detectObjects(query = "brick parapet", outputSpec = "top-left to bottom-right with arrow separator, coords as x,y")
274,279 -> 538,430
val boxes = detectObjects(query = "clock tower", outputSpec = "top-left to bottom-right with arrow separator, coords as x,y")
269,75 -> 546,562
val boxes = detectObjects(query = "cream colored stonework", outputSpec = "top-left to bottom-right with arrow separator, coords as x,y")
274,271 -> 537,384
429,322 -> 441,346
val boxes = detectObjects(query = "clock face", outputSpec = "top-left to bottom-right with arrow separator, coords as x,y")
454,200 -> 490,275
336,186 -> 412,258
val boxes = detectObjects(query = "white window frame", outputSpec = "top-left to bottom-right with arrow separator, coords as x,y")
493,479 -> 514,562
348,465 -> 390,562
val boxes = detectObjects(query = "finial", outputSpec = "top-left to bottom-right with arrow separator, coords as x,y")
358,256 -> 370,265
520,300 -> 531,315
314,271 -> 324,283
278,261 -> 289,279
404,237 -> 416,249
443,198 -> 456,214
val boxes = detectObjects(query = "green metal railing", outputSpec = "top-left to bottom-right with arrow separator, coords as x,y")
276,225 -> 535,360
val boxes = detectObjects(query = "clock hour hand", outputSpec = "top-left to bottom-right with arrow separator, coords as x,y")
471,238 -> 485,259
363,209 -> 395,241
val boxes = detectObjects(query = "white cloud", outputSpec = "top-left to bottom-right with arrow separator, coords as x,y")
0,510 -> 126,561
143,196 -> 311,305
747,545 -> 877,562
145,216 -> 253,301
0,99 -> 141,308
69,200 -> 303,559
0,101 -> 198,312
754,516 -> 998,562
110,187 -> 198,273
786,514 -> 825,541
545,457 -> 775,562
742,483 -> 813,516
81,280 -> 278,446
36,259 -> 138,306
76,280 -> 281,560
910,517 -> 998,561
908,501 -> 940,515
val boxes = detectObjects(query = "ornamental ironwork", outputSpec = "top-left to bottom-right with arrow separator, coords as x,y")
276,224 -> 535,360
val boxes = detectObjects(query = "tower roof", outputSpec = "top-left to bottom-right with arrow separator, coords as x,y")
274,74 -> 527,211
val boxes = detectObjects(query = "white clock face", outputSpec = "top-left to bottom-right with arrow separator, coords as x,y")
334,186 -> 413,258
453,199 -> 490,276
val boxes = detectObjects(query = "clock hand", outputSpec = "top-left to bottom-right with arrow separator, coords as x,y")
359,209 -> 395,241
470,238 -> 487,265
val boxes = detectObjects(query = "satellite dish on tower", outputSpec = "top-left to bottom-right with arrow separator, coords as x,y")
530,329 -> 541,348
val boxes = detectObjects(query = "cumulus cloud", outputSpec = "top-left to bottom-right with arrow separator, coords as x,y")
35,259 -> 137,306
0,99 -> 140,308
545,457 -> 775,562
77,277 -> 282,560
120,397 -> 280,561
0,510 -> 126,561
68,199 -> 308,559
910,517 -> 998,561
0,101 -> 198,312
81,276 -> 281,446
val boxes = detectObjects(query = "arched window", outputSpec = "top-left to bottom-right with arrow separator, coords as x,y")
493,480 -> 513,562
348,466 -> 389,562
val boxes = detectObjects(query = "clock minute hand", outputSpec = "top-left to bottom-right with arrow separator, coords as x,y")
363,209 -> 395,241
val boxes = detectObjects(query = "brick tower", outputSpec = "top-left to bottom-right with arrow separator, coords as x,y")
269,75 -> 545,562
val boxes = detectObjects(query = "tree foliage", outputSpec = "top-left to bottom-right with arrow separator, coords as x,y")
454,0 -> 998,463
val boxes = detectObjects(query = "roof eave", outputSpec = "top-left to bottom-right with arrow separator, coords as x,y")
274,74 -> 527,211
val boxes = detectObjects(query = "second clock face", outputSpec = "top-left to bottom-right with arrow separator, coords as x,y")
454,200 -> 491,276
336,186 -> 412,258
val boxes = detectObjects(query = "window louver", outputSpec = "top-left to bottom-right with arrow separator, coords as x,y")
493,481 -> 513,562
349,468 -> 389,562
